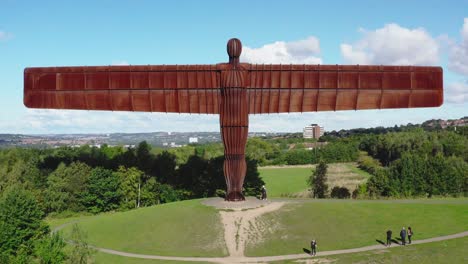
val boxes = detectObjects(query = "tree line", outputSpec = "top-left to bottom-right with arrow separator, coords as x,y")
356,129 -> 467,198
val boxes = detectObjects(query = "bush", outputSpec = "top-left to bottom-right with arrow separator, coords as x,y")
330,186 -> 351,199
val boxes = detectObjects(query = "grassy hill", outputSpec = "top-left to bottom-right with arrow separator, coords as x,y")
55,199 -> 227,257
245,199 -> 468,256
46,164 -> 466,263
275,236 -> 468,264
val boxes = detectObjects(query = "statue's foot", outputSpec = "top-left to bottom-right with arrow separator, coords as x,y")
225,191 -> 245,201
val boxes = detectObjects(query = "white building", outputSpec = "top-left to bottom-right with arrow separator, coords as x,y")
189,137 -> 198,143
303,124 -> 324,139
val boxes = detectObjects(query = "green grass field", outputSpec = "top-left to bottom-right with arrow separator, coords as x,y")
245,199 -> 468,256
259,167 -> 312,197
259,163 -> 370,197
93,252 -> 206,264
273,236 -> 468,264
56,199 -> 228,257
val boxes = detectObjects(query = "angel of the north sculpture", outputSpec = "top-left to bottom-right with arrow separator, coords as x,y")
24,38 -> 443,201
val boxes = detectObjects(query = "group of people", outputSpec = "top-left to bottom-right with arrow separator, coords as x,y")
386,227 -> 413,246
309,226 -> 413,257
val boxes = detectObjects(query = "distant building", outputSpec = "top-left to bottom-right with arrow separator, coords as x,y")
303,124 -> 324,139
189,137 -> 198,143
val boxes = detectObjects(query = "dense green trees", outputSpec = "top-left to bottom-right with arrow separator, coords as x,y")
34,233 -> 66,264
359,130 -> 468,198
0,186 -> 49,261
81,167 -> 121,214
44,162 -> 91,214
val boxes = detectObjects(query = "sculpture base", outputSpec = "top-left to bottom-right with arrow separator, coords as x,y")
225,191 -> 245,201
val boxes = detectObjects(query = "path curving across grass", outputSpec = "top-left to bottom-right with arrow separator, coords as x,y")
245,199 -> 468,257
58,199 -> 228,257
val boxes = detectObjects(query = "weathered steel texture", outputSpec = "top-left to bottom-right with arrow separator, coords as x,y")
23,38 -> 444,201
246,64 -> 443,113
220,39 -> 248,200
24,65 -> 221,114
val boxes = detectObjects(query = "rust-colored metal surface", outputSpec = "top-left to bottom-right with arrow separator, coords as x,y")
24,38 -> 444,201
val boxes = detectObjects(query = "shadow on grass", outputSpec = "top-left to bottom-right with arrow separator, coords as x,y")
375,239 -> 386,246
391,238 -> 401,245
303,248 -> 311,254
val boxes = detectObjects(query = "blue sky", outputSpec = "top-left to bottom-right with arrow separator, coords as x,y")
0,0 -> 467,134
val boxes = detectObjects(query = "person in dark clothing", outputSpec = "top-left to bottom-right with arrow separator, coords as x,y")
310,239 -> 317,256
407,227 -> 413,244
400,227 -> 407,246
386,229 -> 392,246
261,185 -> 267,200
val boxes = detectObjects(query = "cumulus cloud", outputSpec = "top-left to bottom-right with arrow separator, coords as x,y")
340,23 -> 439,65
445,81 -> 468,104
241,37 -> 322,64
448,18 -> 468,75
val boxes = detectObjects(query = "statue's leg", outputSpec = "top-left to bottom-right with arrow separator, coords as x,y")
220,86 -> 249,201
222,127 -> 248,201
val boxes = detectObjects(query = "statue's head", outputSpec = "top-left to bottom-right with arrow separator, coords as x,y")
227,38 -> 242,63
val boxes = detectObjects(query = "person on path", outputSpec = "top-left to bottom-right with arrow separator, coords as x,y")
310,239 -> 317,256
386,229 -> 392,246
407,227 -> 413,244
400,227 -> 407,246
261,185 -> 267,200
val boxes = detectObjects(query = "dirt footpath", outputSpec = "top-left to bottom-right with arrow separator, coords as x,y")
203,197 -> 286,258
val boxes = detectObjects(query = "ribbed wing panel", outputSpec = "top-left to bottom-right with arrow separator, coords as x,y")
246,65 -> 443,114
24,65 -> 221,114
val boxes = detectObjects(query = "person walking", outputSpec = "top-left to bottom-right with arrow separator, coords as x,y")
407,227 -> 413,244
386,229 -> 392,246
400,227 -> 407,246
261,185 -> 267,200
310,239 -> 317,256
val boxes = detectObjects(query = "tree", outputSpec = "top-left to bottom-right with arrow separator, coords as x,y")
309,160 -> 328,198
243,158 -> 265,196
67,224 -> 94,264
80,167 -> 121,214
0,186 -> 48,256
152,151 -> 177,184
34,232 -> 66,264
44,162 -> 92,214
136,141 -> 153,176
115,166 -> 143,209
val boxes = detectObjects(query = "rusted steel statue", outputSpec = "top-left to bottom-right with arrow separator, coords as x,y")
24,38 -> 443,201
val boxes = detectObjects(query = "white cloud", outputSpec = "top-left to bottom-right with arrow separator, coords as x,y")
340,23 -> 439,65
4,109 -> 220,134
241,37 -> 322,64
445,81 -> 468,104
0,31 -> 13,41
448,18 -> 468,75
111,60 -> 130,66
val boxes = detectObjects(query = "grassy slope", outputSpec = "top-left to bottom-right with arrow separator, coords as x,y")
274,236 -> 468,264
57,199 -> 227,257
246,199 -> 468,256
259,167 -> 312,197
93,252 -> 206,264
259,163 -> 370,197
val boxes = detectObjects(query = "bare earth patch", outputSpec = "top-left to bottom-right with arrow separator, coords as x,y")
218,201 -> 285,258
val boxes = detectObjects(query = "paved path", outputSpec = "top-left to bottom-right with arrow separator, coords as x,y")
53,220 -> 468,264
